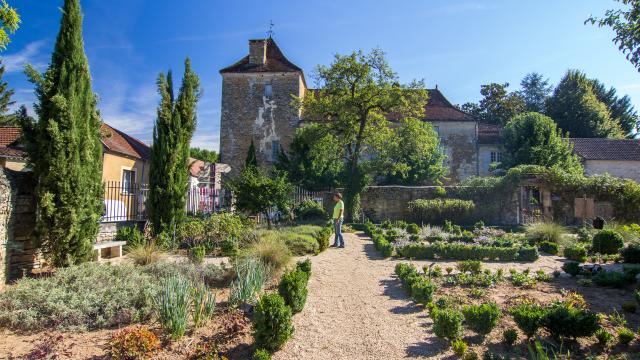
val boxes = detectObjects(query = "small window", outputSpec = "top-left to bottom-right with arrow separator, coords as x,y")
490,151 -> 503,163
122,169 -> 135,193
264,84 -> 273,100
271,140 -> 280,161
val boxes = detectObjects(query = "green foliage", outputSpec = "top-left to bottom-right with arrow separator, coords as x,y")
562,261 -> 582,277
541,300 -> 599,339
229,258 -> 267,306
406,223 -> 420,235
0,263 -> 159,331
539,241 -> 559,255
546,69 -> 623,138
617,327 -> 635,346
191,283 -> 216,328
315,225 -> 332,252
408,198 -> 476,224
258,225 -> 324,256
577,227 -> 594,243
296,259 -> 312,276
503,328 -> 518,345
190,147 -> 218,163
516,246 -> 539,262
149,59 -> 201,240
592,229 -> 625,255
501,113 -> 582,173
227,167 -> 292,229
117,226 -> 145,249
593,270 -> 634,288
244,235 -> 291,271
591,78 -> 640,137
621,243 -> 640,263
293,200 -> 327,221
451,339 -> 468,357
142,261 -> 231,288
21,0 -> 102,266
128,243 -> 163,266
220,237 -> 238,257
188,245 -> 206,265
253,293 -> 293,352
510,302 -> 545,338
278,269 -> 309,313
0,0 -> 20,50
372,233 -> 393,257
460,82 -> 526,126
462,302 -> 501,336
433,307 -> 464,340
0,60 -> 16,125
253,349 -> 272,360
563,244 -> 588,262
595,328 -> 614,346
108,325 -> 161,360
520,72 -> 552,113
456,260 -> 482,274
525,222 -> 567,244
398,242 -> 521,261
295,49 -> 430,220
157,276 -> 191,339
410,277 -> 437,305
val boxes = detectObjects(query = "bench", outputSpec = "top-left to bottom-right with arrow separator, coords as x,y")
94,241 -> 126,260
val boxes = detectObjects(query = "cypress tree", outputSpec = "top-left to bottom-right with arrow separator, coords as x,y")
148,59 -> 201,244
245,140 -> 258,169
21,0 -> 103,266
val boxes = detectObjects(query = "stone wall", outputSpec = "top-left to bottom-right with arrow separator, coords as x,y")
584,160 -> 640,183
432,121 -> 478,183
219,72 -> 303,176
1,169 -> 40,287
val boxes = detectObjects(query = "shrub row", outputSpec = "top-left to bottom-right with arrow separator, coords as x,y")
372,233 -> 393,258
510,298 -> 599,339
408,198 -> 476,224
394,263 -> 437,305
397,242 -> 538,262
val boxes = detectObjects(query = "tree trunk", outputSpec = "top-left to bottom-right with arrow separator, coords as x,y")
264,211 -> 272,229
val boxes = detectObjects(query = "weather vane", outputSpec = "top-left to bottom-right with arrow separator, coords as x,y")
267,20 -> 274,38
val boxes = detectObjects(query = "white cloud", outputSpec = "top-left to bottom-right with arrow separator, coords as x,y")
190,133 -> 220,152
2,39 -> 48,73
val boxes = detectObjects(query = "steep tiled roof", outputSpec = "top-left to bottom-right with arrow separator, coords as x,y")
100,123 -> 151,160
0,146 -> 25,159
0,127 -> 21,147
571,138 -> 640,161
423,89 -> 476,122
220,38 -> 303,74
478,123 -> 502,144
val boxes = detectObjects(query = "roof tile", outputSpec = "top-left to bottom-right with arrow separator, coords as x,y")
570,138 -> 640,161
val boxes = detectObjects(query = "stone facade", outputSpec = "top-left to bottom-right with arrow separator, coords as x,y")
583,160 -> 640,183
432,121 -> 478,183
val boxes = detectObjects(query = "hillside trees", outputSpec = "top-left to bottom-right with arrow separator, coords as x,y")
148,59 -> 201,242
21,0 -> 103,266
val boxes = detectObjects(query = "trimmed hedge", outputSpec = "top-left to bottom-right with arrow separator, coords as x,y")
314,226 -> 332,252
408,198 -> 476,224
564,244 -> 588,263
621,243 -> 640,263
372,233 -> 393,258
397,242 -> 527,261
592,230 -> 624,255
253,294 -> 293,351
278,269 -> 308,313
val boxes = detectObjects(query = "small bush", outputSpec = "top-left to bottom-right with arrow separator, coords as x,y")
562,261 -> 581,277
221,237 -> 239,257
372,234 -> 393,258
538,241 -> 559,255
406,223 -> 420,235
463,302 -> 501,336
433,308 -> 464,340
621,243 -> 640,263
128,243 -> 164,266
408,198 -> 476,224
503,328 -> 518,345
278,269 -> 309,314
525,222 -> 566,244
457,260 -> 482,274
109,325 -> 161,360
595,328 -> 614,346
117,226 -> 145,249
253,349 -> 271,360
617,327 -> 635,346
188,245 -> 206,265
593,271 -> 633,288
510,302 -> 545,338
157,276 -> 191,339
451,339 -> 468,357
246,235 -> 291,271
296,259 -> 312,276
592,230 -> 625,255
621,301 -> 637,313
253,294 -> 293,352
563,244 -> 588,263
541,301 -> 599,339
410,277 -> 437,305
516,246 -> 539,262
294,200 -> 326,221
577,227 -> 593,244
315,226 -> 332,252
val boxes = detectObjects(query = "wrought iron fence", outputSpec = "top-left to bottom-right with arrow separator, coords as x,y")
291,186 -> 325,207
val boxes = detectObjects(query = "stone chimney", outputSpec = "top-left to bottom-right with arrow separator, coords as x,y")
249,39 -> 267,65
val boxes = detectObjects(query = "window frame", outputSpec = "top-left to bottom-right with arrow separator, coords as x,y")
121,167 -> 136,194
264,83 -> 273,100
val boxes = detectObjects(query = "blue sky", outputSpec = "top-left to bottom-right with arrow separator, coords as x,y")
2,0 -> 638,151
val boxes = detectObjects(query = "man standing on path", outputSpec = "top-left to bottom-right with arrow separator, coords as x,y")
331,192 -> 345,248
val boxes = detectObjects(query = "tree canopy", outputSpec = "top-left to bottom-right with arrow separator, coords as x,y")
460,83 -> 526,126
294,49 -> 439,220
590,79 -> 639,137
21,0 -> 103,266
190,147 -> 218,163
0,1 -> 20,51
0,59 -> 16,125
519,72 -> 552,114
546,70 -> 624,138
501,112 -> 583,174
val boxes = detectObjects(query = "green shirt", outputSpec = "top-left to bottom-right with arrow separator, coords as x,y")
333,200 -> 344,219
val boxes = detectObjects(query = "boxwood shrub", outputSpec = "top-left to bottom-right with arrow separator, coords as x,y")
510,302 -> 545,338
621,243 -> 640,263
538,241 -> 559,255
253,293 -> 293,351
592,229 -> 624,255
408,198 -> 476,224
372,233 -> 393,258
397,242 -> 521,261
563,244 -> 588,263
278,269 -> 309,314
432,307 -> 464,340
541,301 -> 599,339
410,277 -> 437,305
516,246 -> 539,262
462,302 -> 501,336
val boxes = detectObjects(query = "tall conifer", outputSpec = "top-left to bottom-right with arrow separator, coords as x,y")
22,0 -> 103,266
148,59 -> 201,243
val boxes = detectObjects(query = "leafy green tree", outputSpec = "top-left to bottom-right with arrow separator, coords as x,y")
587,0 -> 640,71
245,140 -> 258,169
276,123 -> 344,191
590,79 -> 639,137
0,1 -> 20,51
0,59 -> 15,125
189,147 -> 218,163
295,49 -> 431,221
519,72 -> 552,113
380,118 -> 446,185
461,83 -> 526,125
546,70 -> 624,138
20,0 -> 102,266
501,112 -> 583,174
149,59 -> 201,242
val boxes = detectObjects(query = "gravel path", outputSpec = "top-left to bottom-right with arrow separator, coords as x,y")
273,232 -> 566,360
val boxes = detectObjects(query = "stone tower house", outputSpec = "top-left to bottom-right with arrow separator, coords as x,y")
219,38 -> 306,176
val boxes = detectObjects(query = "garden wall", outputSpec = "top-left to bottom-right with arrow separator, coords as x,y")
1,169 -> 41,287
